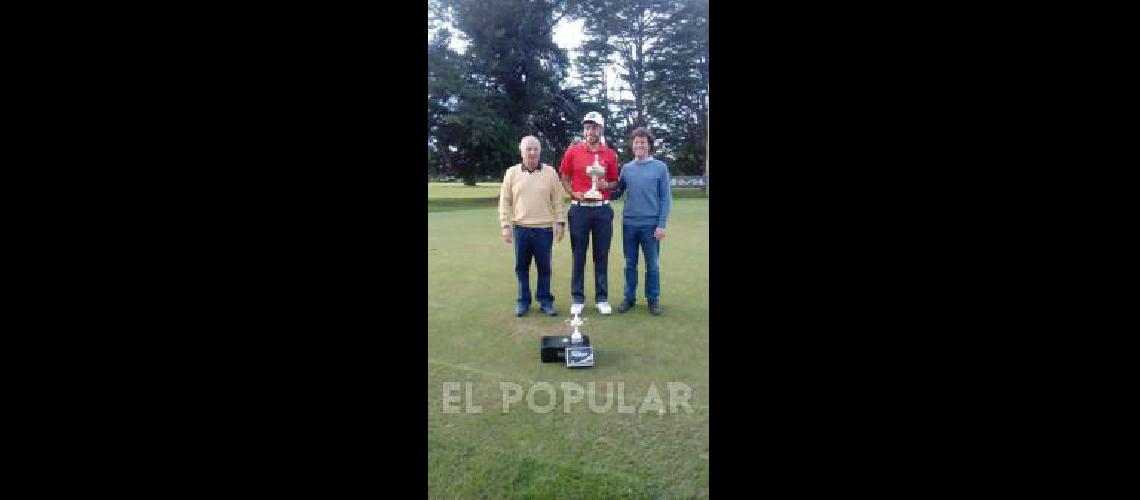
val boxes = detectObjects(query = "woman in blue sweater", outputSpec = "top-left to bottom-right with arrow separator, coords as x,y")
611,127 -> 672,315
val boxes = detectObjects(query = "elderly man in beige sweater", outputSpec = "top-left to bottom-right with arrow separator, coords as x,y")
499,135 -> 566,317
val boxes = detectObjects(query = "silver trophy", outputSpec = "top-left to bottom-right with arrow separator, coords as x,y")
582,154 -> 606,200
566,313 -> 587,344
540,312 -> 594,367
563,312 -> 594,367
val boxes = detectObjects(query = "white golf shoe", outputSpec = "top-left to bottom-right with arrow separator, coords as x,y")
596,302 -> 612,315
570,303 -> 585,315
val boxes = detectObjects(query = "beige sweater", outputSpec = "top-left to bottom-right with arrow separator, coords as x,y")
498,163 -> 566,228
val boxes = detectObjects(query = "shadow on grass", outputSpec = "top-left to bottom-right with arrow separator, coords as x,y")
672,189 -> 707,199
428,197 -> 500,212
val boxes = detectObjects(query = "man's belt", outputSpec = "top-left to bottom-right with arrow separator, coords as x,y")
571,200 -> 609,206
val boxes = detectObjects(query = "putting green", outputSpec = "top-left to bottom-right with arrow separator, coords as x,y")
429,198 -> 709,498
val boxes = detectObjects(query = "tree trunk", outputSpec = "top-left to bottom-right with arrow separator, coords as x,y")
440,143 -> 453,177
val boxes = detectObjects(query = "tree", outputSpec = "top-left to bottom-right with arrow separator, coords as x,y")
644,0 -> 708,175
428,0 -> 584,183
573,0 -> 682,140
428,3 -> 473,181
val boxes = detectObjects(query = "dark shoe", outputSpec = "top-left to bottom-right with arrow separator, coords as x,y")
616,300 -> 635,313
648,300 -> 662,316
541,304 -> 558,316
514,304 -> 529,317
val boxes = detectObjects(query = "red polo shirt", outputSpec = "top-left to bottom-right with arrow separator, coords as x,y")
559,142 -> 621,201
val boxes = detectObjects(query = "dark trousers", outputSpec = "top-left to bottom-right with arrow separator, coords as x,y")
568,204 -> 614,303
514,226 -> 554,307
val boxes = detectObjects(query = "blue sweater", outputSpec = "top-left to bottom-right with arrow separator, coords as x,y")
613,157 -> 672,229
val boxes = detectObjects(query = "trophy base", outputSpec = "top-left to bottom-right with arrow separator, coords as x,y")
540,335 -> 590,363
581,192 -> 604,201
565,346 -> 594,368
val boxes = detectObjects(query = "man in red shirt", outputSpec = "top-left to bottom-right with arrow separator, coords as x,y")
560,111 -> 621,315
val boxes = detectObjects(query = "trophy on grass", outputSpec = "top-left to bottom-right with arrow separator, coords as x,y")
582,154 -> 606,201
563,313 -> 594,368
567,314 -> 586,344
539,312 -> 594,368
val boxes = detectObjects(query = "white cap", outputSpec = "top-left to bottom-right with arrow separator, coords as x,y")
582,112 -> 604,128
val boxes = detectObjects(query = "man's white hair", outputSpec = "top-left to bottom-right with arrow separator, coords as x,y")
519,135 -> 541,150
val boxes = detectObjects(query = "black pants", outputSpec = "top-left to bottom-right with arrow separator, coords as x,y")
568,204 -> 614,303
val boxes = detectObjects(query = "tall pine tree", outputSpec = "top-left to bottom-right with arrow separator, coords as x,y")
429,0 -> 583,183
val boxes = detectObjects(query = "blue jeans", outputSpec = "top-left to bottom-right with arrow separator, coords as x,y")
514,226 -> 554,307
569,204 -> 613,303
622,224 -> 660,303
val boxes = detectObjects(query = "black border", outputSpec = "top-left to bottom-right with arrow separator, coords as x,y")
115,5 -> 424,496
714,3 -> 1047,492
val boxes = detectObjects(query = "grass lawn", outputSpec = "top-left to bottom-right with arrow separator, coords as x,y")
429,190 -> 710,498
427,183 -> 502,213
427,182 -> 706,213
